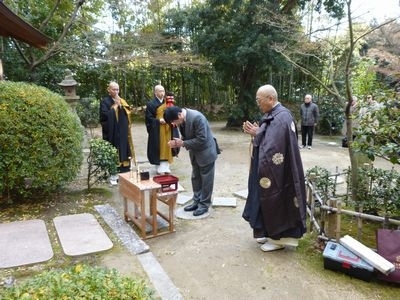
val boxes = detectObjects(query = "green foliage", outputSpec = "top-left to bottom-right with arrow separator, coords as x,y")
179,0 -> 296,122
87,138 -> 119,189
76,97 -> 100,127
306,166 -> 336,203
316,96 -> 345,135
308,164 -> 400,217
298,0 -> 346,19
0,81 -> 83,200
356,166 -> 400,216
351,58 -> 378,97
0,264 -> 154,299
2,0 -> 105,89
353,99 -> 400,164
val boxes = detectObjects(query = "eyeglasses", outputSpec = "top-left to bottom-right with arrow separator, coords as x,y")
256,95 -> 269,103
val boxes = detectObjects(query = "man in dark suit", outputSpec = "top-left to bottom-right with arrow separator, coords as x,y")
163,106 -> 218,216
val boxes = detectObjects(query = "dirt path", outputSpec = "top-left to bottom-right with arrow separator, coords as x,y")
102,122 -> 397,300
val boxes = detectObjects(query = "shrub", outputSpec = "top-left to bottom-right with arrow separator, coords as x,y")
306,166 -> 336,204
316,96 -> 344,135
76,97 -> 100,128
0,81 -> 83,200
76,97 -> 100,138
0,264 -> 155,299
87,138 -> 119,189
356,166 -> 400,216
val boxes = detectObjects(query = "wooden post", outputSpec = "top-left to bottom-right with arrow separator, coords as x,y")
326,198 -> 338,239
336,198 -> 341,241
308,173 -> 316,232
357,204 -> 363,240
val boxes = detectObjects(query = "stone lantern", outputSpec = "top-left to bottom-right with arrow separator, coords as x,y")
58,69 -> 80,112
58,69 -> 89,150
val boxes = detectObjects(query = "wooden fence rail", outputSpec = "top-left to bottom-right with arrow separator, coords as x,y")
306,177 -> 400,241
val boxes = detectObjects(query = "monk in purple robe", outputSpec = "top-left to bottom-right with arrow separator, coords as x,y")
242,84 -> 307,252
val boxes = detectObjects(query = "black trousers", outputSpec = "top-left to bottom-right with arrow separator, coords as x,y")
301,125 -> 315,146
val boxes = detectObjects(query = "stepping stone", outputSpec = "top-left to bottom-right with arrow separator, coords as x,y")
212,197 -> 237,207
53,213 -> 113,256
175,207 -> 211,220
234,189 -> 248,199
177,194 -> 192,205
0,219 -> 53,268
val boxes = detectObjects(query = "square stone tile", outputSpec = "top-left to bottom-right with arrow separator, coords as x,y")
212,197 -> 237,207
234,189 -> 248,200
53,213 -> 113,256
0,219 -> 53,268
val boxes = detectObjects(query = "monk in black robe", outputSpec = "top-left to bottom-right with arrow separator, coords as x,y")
99,81 -> 134,183
145,85 -> 179,174
242,84 -> 307,252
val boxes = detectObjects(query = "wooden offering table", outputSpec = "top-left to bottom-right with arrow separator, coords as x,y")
118,172 -> 178,239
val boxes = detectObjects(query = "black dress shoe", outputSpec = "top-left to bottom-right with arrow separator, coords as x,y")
193,207 -> 208,216
184,202 -> 198,212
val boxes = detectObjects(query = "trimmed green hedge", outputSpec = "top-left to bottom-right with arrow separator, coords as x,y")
0,81 -> 83,199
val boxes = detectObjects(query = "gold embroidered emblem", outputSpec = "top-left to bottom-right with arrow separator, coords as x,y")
293,197 -> 299,208
272,153 -> 284,165
259,177 -> 271,189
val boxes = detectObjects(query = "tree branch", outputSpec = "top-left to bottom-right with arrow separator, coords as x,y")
273,46 -> 339,97
29,0 -> 86,70
39,0 -> 62,31
354,18 -> 398,45
12,39 -> 31,66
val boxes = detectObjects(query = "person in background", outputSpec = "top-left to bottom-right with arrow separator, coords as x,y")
242,84 -> 307,252
99,81 -> 135,185
145,85 -> 178,174
359,94 -> 380,118
300,94 -> 319,149
165,92 -> 181,158
163,106 -> 218,217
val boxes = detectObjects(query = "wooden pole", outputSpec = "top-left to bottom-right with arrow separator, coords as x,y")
336,198 -> 341,241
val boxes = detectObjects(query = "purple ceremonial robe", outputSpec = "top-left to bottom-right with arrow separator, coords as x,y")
242,103 -> 307,239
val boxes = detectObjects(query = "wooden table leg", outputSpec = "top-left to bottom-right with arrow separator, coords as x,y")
150,190 -> 158,236
123,196 -> 128,221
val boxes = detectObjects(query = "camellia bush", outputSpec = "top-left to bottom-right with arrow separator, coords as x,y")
87,138 -> 119,189
0,81 -> 83,200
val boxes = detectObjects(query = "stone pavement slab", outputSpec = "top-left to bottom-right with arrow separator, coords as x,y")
175,206 -> 211,220
176,194 -> 192,205
212,197 -> 237,207
137,252 -> 183,300
53,213 -> 113,256
0,219 -> 53,268
234,189 -> 248,200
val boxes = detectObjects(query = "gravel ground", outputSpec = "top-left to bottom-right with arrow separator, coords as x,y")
98,121 -> 398,300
